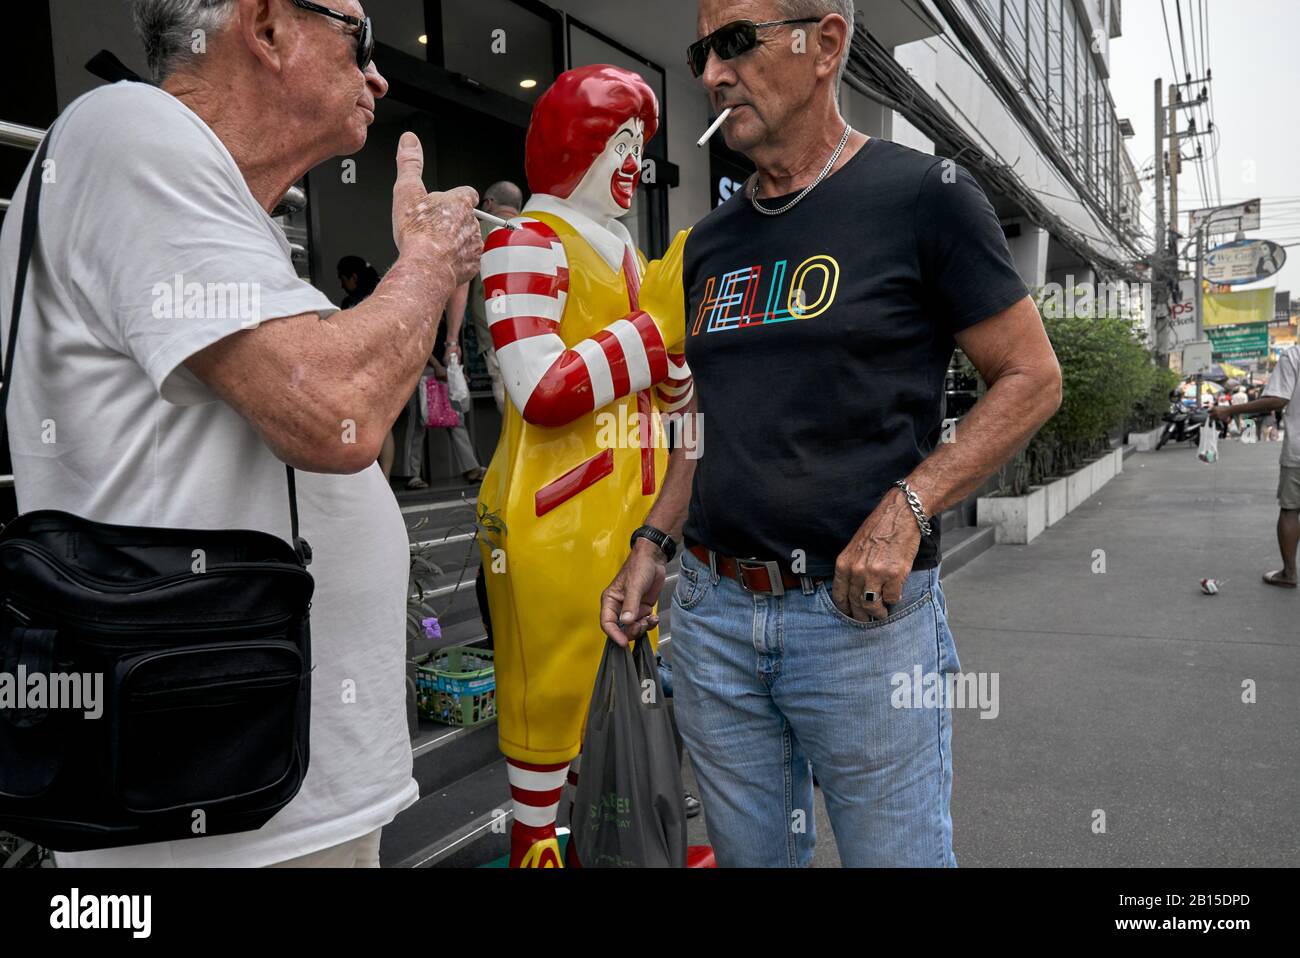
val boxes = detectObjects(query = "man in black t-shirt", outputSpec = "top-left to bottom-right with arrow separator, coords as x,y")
599,0 -> 1062,867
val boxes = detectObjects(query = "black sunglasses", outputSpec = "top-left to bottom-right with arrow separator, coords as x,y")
687,16 -> 823,78
290,0 -> 374,70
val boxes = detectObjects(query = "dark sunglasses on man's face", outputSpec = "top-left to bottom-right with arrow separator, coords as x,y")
687,16 -> 823,78
290,0 -> 374,70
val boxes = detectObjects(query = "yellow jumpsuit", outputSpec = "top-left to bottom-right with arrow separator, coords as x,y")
478,211 -> 683,765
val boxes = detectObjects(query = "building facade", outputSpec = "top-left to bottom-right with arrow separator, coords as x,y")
2,0 -> 1148,498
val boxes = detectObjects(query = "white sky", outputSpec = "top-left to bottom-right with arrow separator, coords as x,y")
1108,0 -> 1300,303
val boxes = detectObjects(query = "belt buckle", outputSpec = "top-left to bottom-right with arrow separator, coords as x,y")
736,558 -> 785,597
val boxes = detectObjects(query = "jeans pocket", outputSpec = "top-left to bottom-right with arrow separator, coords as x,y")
672,552 -> 709,611
816,582 -> 932,631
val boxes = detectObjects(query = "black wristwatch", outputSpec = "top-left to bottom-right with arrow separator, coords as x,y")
630,524 -> 677,561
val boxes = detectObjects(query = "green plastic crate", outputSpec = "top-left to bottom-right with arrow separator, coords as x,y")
415,646 -> 496,727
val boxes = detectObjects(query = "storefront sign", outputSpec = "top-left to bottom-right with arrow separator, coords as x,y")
1203,287 -> 1275,327
1161,278 -> 1198,349
1207,323 -> 1270,362
1204,240 -> 1286,285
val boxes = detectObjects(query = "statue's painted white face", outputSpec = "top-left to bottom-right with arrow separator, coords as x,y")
567,117 -> 645,222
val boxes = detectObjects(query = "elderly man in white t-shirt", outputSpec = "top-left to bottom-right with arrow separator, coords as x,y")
1213,348 -> 1299,588
0,0 -> 481,866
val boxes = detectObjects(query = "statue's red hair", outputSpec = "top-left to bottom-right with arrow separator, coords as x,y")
525,64 -> 659,199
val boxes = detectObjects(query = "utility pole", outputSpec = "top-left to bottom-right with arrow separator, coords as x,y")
1153,78 -> 1167,357
1168,83 -> 1181,276
1193,221 -> 1205,342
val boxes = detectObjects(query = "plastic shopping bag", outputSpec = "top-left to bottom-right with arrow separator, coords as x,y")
1197,421 -> 1219,463
422,376 -> 461,428
447,357 -> 470,404
1241,419 -> 1258,444
570,637 -> 688,868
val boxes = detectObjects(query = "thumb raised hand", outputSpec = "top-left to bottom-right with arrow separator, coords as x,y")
392,132 -> 427,248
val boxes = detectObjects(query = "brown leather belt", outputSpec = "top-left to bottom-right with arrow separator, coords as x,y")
686,544 -> 825,597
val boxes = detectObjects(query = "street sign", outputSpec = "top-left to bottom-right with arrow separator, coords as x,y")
1206,323 -> 1270,362
1203,239 -> 1286,285
1160,278 -> 1198,350
1189,198 -> 1261,235
1182,341 -> 1213,374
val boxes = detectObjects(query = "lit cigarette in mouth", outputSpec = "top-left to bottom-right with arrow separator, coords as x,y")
696,107 -> 733,147
473,209 -> 518,231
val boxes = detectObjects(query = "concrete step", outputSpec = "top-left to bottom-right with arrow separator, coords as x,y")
940,524 -> 996,579
411,715 -> 502,797
380,758 -> 510,868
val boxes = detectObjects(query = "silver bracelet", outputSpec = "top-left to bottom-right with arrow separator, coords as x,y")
894,479 -> 933,538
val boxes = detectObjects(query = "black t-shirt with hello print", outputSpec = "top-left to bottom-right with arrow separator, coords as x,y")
681,137 -> 1028,575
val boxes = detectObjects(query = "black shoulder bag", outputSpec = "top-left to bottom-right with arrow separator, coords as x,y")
0,131 -> 314,852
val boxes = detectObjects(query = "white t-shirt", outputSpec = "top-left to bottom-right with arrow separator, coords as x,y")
0,82 -> 417,866
1264,346 -> 1300,467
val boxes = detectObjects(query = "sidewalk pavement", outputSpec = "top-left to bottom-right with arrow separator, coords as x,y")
945,436 -> 1298,866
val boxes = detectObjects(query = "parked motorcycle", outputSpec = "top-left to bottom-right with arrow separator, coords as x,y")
1156,400 -> 1208,449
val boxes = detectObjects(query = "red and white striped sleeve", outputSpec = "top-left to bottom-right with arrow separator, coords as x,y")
655,351 -> 694,414
481,219 -> 669,428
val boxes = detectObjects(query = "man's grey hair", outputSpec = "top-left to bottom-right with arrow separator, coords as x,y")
484,181 -> 524,212
132,0 -> 237,82
775,0 -> 855,90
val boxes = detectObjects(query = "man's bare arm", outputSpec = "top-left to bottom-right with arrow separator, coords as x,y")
184,133 -> 481,474
639,411 -> 699,548
1213,396 -> 1287,419
601,394 -> 699,645
831,295 -> 1061,622
904,295 -> 1062,514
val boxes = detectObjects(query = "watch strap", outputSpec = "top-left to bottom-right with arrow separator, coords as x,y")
630,524 -> 676,561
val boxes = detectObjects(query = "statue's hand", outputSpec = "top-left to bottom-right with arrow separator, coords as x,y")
639,229 -> 691,355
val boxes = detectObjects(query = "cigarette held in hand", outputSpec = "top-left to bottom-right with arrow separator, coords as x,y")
696,107 -> 732,147
473,209 -> 517,231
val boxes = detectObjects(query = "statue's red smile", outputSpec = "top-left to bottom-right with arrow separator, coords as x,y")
610,153 -> 640,208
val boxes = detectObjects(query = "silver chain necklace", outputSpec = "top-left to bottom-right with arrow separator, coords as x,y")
749,123 -> 854,216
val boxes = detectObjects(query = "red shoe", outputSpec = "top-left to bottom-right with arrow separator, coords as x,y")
687,845 -> 716,868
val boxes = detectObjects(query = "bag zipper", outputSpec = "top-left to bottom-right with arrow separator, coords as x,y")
4,597 -> 296,636
0,540 -> 308,595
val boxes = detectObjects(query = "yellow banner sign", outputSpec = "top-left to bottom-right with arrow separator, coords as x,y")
1203,287 -> 1275,327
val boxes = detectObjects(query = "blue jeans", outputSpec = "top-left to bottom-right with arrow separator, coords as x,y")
669,547 -> 960,867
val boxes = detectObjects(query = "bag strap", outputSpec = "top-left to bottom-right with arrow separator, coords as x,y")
0,129 -> 311,566
0,134 -> 50,438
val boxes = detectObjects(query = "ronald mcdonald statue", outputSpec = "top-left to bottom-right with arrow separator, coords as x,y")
476,64 -> 692,868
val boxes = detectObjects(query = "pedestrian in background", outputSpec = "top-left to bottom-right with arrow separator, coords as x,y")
338,254 -> 394,477
1212,347 -> 1298,587
444,181 -> 524,414
338,254 -> 380,309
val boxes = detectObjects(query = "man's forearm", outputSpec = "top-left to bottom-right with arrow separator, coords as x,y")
642,398 -> 700,544
906,369 -> 1060,517
325,250 -> 457,434
1228,397 -> 1287,417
